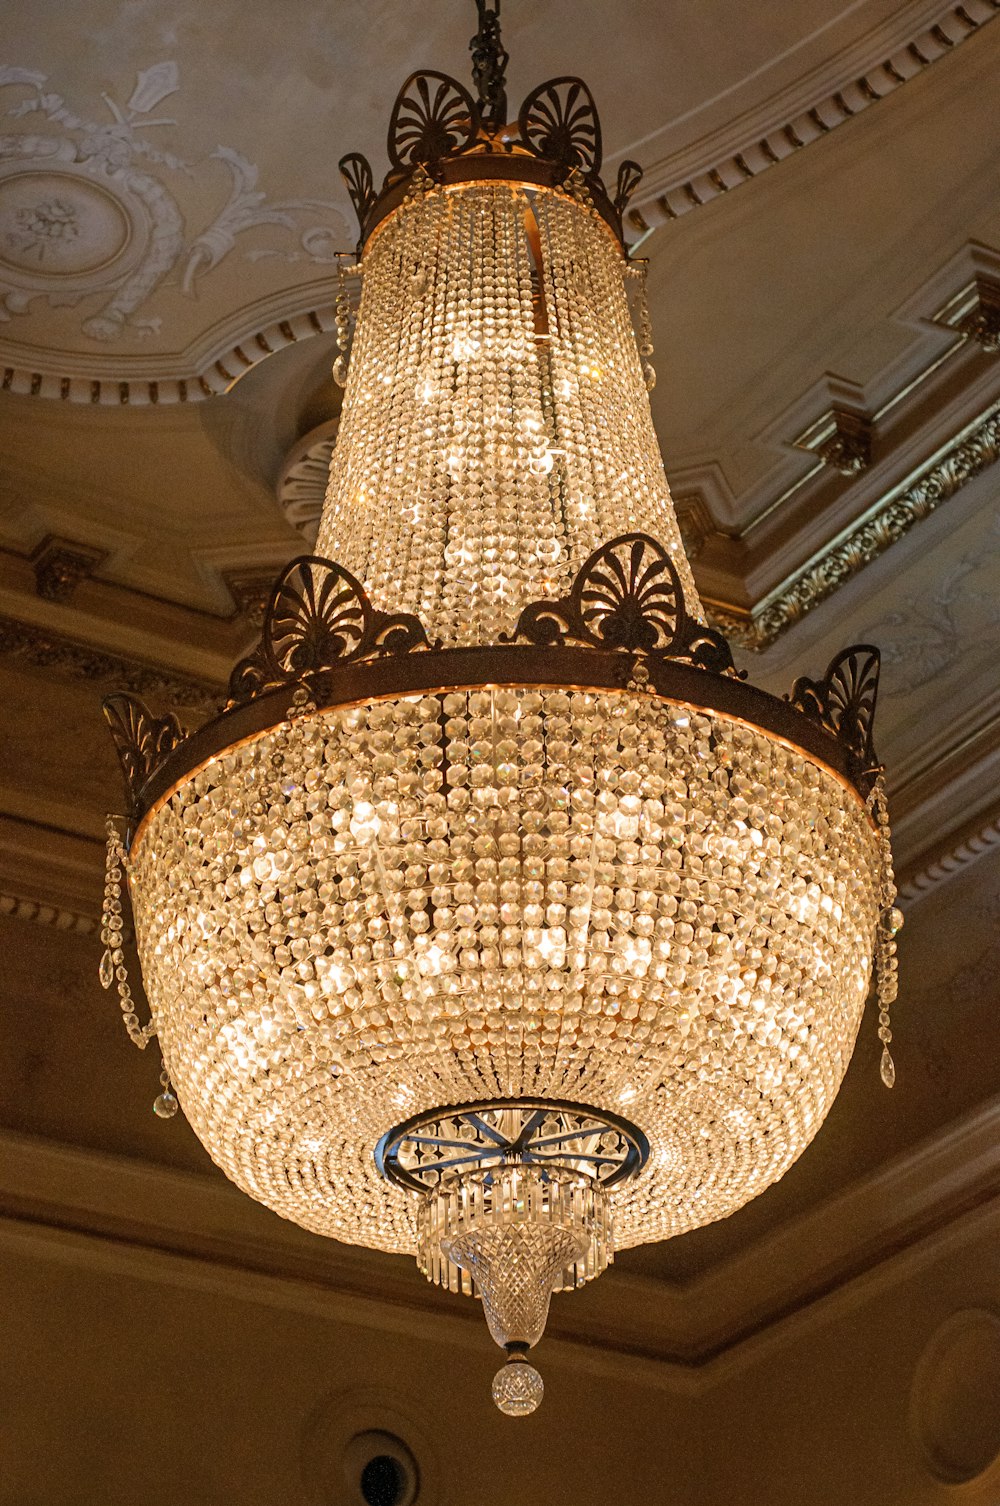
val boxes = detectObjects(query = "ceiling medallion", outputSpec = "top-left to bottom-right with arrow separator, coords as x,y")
99,1 -> 902,1415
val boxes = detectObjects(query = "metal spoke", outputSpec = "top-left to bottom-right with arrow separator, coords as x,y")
409,1150 -> 506,1175
405,1135 -> 485,1152
464,1112 -> 512,1148
377,1096 -> 649,1194
523,1150 -> 622,1167
509,1108 -> 547,1155
527,1128 -> 609,1150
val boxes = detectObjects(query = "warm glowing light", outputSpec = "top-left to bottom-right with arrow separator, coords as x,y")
110,169 -> 888,1413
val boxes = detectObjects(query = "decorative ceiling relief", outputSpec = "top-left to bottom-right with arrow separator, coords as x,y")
0,62 -> 187,339
793,404 -> 874,476
277,419 -> 340,544
671,239 -> 1000,649
624,0 -> 1000,236
711,401 -> 1000,649
861,506 -> 1000,694
0,62 -> 346,389
0,6 -> 995,405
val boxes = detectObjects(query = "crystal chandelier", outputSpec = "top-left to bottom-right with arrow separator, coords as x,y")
100,1 -> 902,1416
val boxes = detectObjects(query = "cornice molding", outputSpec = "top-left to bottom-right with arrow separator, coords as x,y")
626,0 -> 1000,236
1,397 -> 996,707
0,298 -> 338,408
706,398 -> 1000,648
4,1088 -> 1000,1376
898,806 -> 1000,907
1,396 -> 997,698
0,891 -> 96,935
0,613 -> 222,712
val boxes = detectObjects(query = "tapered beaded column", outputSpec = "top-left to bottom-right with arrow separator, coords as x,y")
317,182 -> 700,644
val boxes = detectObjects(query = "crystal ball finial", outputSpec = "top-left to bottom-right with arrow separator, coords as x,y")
492,1355 -> 544,1417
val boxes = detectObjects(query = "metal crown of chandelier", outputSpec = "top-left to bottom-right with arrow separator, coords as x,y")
100,0 -> 902,1417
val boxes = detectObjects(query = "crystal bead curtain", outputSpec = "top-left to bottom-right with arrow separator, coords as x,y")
129,682 -> 878,1255
317,183 -> 702,643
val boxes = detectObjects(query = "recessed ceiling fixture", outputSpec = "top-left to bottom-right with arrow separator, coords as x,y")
100,0 -> 903,1416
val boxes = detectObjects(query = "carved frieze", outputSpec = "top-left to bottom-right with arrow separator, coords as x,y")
715,401 -> 1000,649
793,406 -> 873,477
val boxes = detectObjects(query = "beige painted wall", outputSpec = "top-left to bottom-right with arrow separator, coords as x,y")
697,1207 -> 1000,1506
0,1239 -> 701,1506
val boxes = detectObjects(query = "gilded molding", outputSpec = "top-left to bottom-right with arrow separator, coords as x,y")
793,407 -> 873,477
221,567 -> 284,627
955,275 -> 1000,351
30,535 -> 108,602
0,615 -> 222,712
709,401 -> 1000,650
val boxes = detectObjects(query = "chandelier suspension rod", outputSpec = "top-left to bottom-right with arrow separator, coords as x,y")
470,0 -> 509,131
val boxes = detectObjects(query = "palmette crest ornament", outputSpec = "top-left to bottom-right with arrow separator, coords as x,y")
99,0 -> 900,1415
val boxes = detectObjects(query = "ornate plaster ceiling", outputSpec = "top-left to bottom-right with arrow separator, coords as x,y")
2,0 -> 1000,1394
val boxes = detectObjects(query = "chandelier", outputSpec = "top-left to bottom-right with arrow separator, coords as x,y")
100,1 -> 902,1417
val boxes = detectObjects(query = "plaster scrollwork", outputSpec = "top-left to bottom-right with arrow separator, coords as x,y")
0,63 -> 344,339
277,420 -> 341,545
860,508 -> 1000,695
182,147 -> 344,290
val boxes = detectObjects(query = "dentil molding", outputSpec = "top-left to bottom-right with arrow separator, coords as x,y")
625,0 -> 1000,235
1,4 -> 997,404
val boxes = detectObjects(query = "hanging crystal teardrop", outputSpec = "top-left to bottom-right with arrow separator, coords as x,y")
880,1046 -> 896,1089
99,948 -> 114,990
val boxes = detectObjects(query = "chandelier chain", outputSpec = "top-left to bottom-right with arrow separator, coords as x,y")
470,0 -> 509,133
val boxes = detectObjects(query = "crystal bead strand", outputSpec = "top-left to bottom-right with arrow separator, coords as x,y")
533,195 -> 600,581
504,185 -> 555,622
628,259 -> 656,391
403,180 -> 444,629
99,815 -> 156,1051
589,200 -> 702,614
332,256 -> 357,388
320,183 -> 706,645
537,193 -> 616,560
535,192 -> 703,618
418,183 -> 453,628
868,773 -> 902,1088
